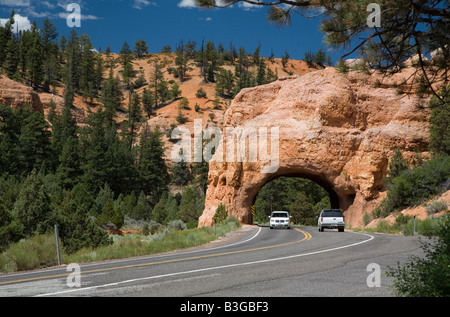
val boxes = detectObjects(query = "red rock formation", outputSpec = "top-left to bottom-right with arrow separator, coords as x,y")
199,68 -> 431,228
0,76 -> 42,112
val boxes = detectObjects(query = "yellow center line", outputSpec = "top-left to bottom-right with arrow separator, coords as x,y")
0,227 -> 312,286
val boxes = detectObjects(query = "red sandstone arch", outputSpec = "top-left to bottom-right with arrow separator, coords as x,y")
198,68 -> 430,228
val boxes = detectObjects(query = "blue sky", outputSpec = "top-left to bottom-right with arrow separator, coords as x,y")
0,0 -> 346,63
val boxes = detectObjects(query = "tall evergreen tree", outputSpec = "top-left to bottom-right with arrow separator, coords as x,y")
12,170 -> 54,237
124,92 -> 143,148
120,41 -> 134,89
429,86 -> 450,156
0,10 -> 15,68
176,186 -> 205,228
134,39 -> 149,58
17,110 -> 52,175
4,37 -> 19,78
138,126 -> 169,205
142,87 -> 155,119
56,135 -> 81,190
64,29 -> 81,92
41,19 -> 60,91
101,69 -> 123,122
26,21 -> 43,87
58,185 -> 111,254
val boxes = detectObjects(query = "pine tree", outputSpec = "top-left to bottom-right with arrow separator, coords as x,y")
176,186 -> 205,228
101,69 -> 123,122
124,92 -> 143,148
0,199 -> 22,251
134,39 -> 148,58
388,148 -> 410,180
80,110 -> 138,195
79,34 -> 96,99
256,59 -> 266,86
429,86 -> 450,156
26,21 -> 43,87
64,29 -> 81,93
79,110 -> 109,191
138,126 -> 169,205
215,68 -> 234,98
151,191 -> 168,223
175,41 -> 189,81
0,105 -> 23,176
12,170 -> 54,237
281,50 -> 289,68
0,10 -> 15,68
213,203 -> 228,224
41,19 -> 60,91
252,43 -> 261,66
171,160 -> 191,186
96,198 -> 124,231
120,41 -> 134,89
149,62 -> 164,108
17,110 -> 52,174
58,184 -> 111,254
133,191 -> 152,220
51,105 -> 78,169
56,135 -> 81,190
142,87 -> 155,119
4,38 -> 19,78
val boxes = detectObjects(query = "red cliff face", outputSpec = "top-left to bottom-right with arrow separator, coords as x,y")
199,68 -> 431,228
0,76 -> 43,112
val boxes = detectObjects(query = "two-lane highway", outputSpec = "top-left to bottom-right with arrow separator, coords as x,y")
0,226 -> 423,297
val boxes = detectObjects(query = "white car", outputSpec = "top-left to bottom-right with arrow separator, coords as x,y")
269,211 -> 291,229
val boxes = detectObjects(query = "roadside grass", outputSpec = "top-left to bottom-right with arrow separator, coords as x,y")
352,213 -> 448,236
0,216 -> 241,273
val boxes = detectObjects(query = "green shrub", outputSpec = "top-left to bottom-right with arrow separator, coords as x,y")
167,219 -> 187,231
0,234 -> 60,273
378,155 -> 450,216
387,215 -> 450,296
195,88 -> 207,98
426,201 -> 448,215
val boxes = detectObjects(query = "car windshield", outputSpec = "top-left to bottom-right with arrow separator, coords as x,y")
322,209 -> 344,217
271,212 -> 288,218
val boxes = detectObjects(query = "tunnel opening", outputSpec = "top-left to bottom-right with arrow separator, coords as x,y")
249,174 -> 345,226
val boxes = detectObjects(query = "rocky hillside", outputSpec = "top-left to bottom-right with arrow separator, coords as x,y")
1,53 -> 322,163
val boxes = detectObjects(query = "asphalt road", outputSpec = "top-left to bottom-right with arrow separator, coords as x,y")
0,225 -> 424,298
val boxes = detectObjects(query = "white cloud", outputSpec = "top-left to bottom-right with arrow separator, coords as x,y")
177,0 -> 197,8
132,0 -> 157,9
0,0 -> 30,6
58,12 -> 101,20
238,2 -> 261,11
41,1 -> 57,9
0,14 -> 32,32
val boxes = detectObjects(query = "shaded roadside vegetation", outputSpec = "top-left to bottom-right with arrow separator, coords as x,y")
0,216 -> 240,273
387,214 -> 449,297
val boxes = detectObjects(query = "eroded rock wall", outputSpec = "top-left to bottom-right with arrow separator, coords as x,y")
199,68 -> 430,228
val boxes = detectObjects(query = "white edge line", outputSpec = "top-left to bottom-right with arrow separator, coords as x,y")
36,231 -> 374,297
